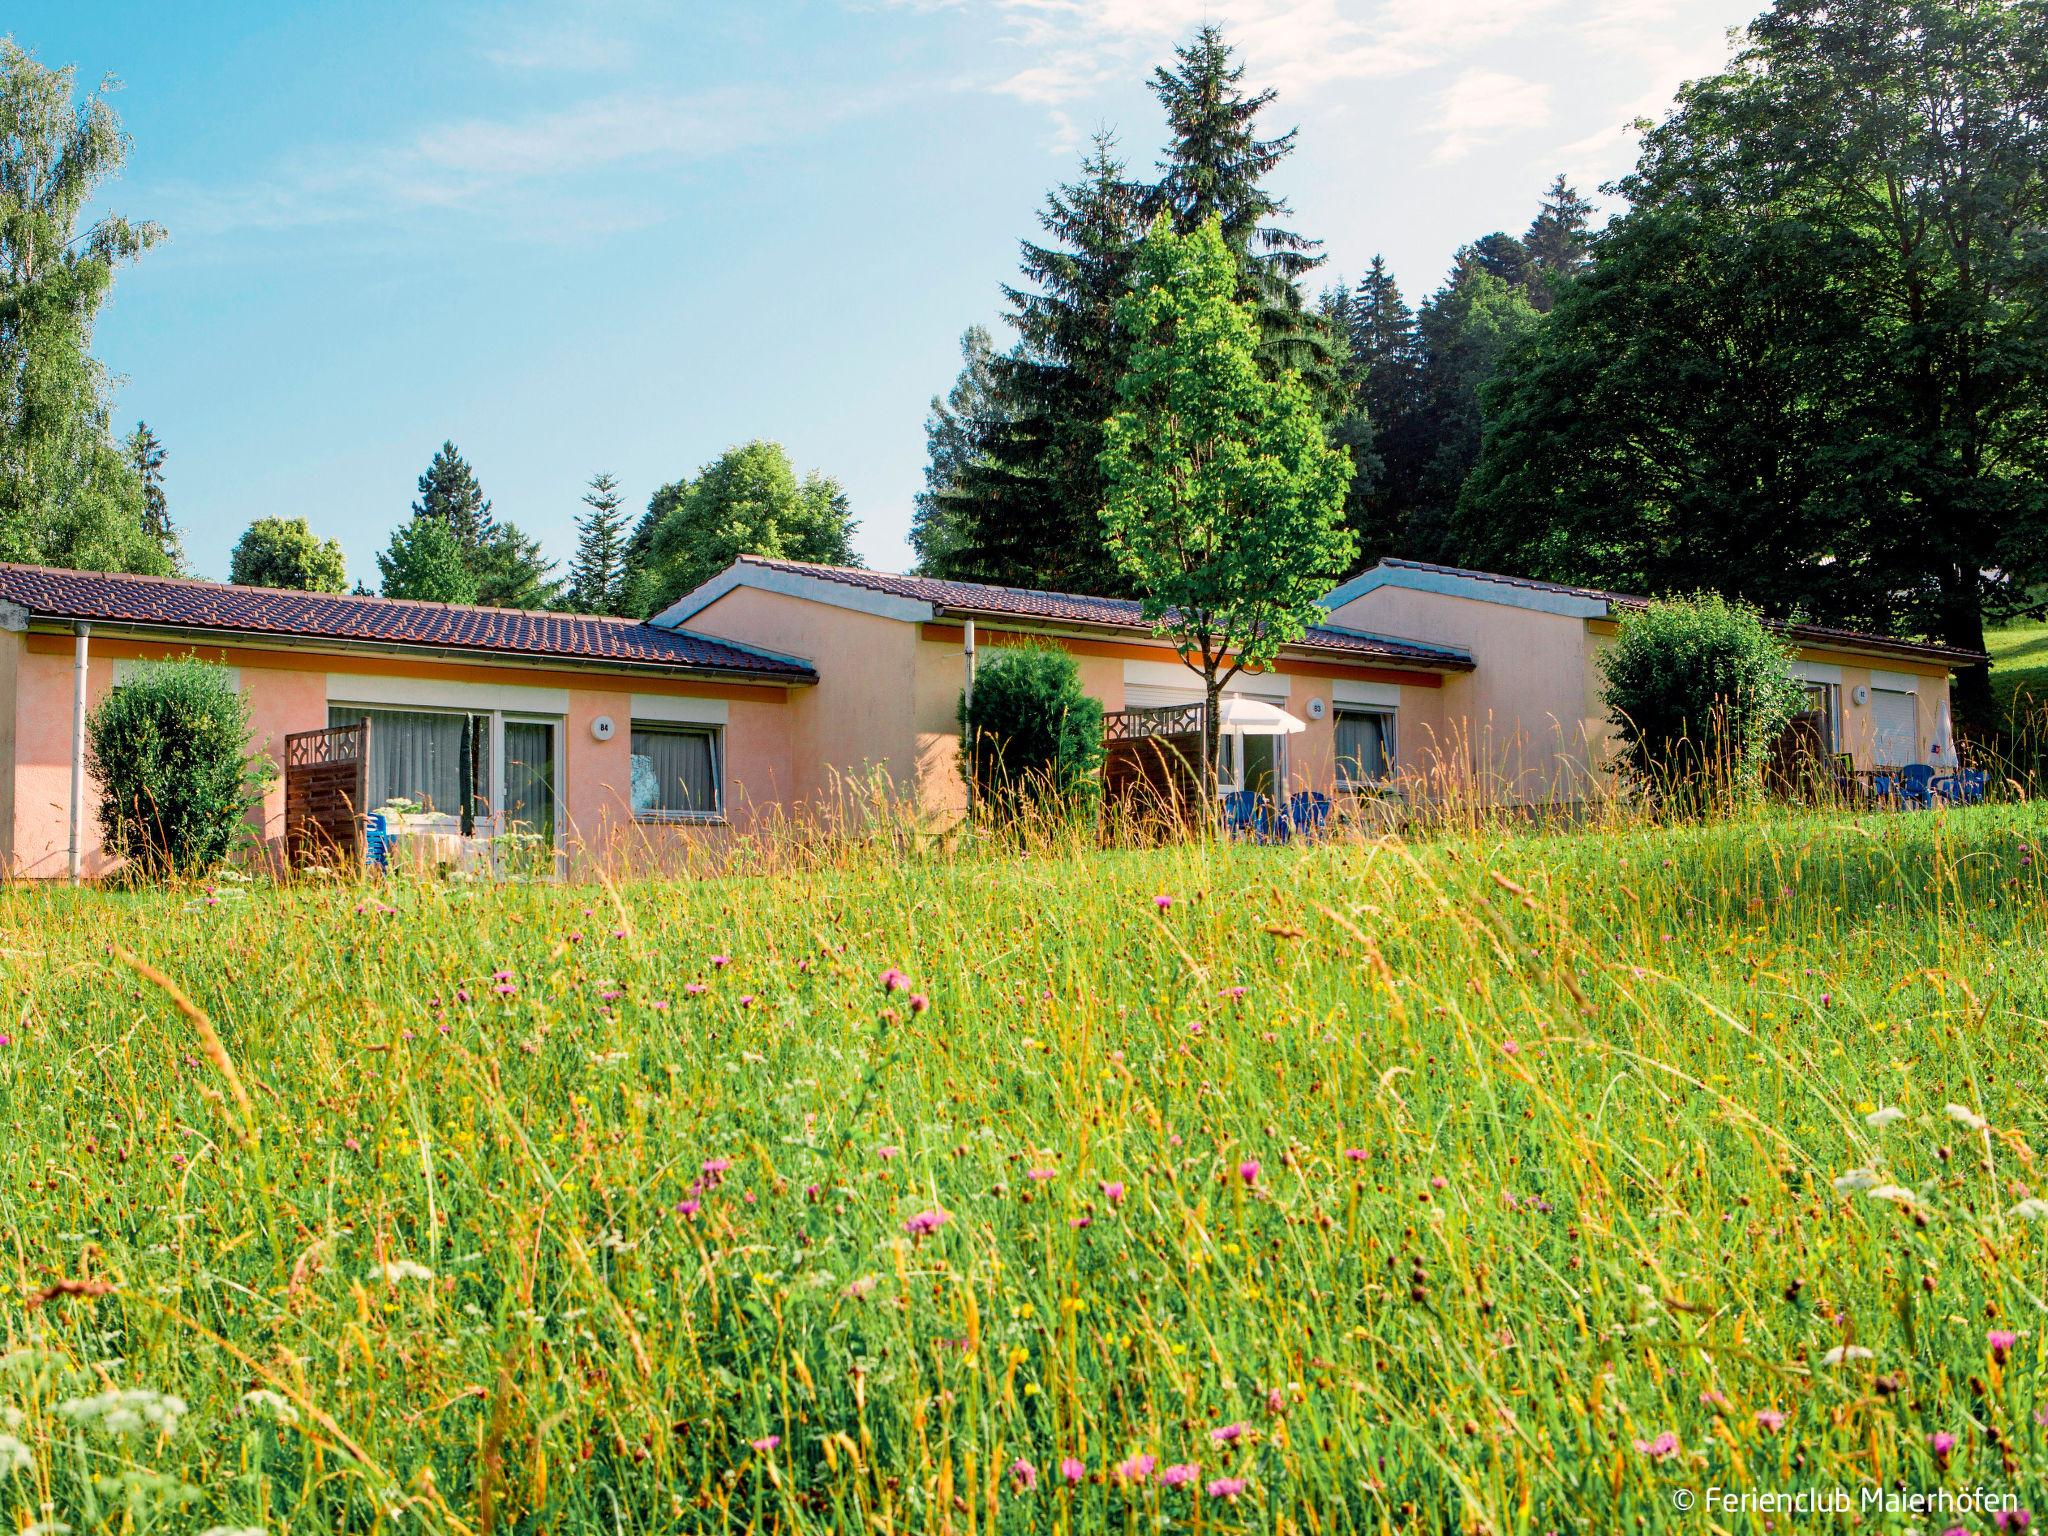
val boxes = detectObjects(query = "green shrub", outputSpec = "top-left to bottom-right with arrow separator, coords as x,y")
1599,593 -> 1803,805
85,658 -> 274,879
959,646 -> 1104,818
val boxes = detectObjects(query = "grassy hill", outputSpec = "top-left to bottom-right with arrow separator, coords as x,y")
1990,618 -> 2048,717
2,808 -> 2045,1531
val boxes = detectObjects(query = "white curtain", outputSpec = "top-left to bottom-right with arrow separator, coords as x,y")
1336,710 -> 1393,785
631,727 -> 720,815
333,707 -> 476,814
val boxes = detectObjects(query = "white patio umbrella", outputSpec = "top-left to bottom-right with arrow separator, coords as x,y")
1929,692 -> 1956,767
1215,696 -> 1308,736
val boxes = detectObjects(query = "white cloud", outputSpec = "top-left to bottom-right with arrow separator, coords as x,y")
156,81 -> 882,240
1428,68 -> 1551,163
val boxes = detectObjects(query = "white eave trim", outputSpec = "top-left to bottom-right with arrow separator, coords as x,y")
1321,563 -> 1612,621
652,563 -> 934,629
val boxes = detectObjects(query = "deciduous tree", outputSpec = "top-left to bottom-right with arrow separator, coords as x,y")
0,43 -> 169,576
229,517 -> 347,593
631,441 -> 859,616
1100,217 -> 1354,796
377,516 -> 478,604
1462,0 -> 2048,730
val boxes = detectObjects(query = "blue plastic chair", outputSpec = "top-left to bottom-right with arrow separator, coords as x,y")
363,811 -> 391,870
1222,791 -> 1257,838
1898,764 -> 1936,809
1288,790 -> 1332,839
1936,769 -> 1987,806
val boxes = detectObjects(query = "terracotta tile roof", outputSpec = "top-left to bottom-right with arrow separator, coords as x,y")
1380,559 -> 1988,665
734,556 -> 1475,669
0,562 -> 815,681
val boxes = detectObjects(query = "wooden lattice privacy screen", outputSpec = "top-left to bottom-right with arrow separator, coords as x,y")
1101,704 -> 1204,821
284,720 -> 368,868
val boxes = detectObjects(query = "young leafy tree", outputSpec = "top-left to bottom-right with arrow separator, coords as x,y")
911,326 -> 1005,576
1100,216 -> 1355,796
377,516 -> 479,604
228,517 -> 347,593
0,43 -> 169,576
567,471 -> 629,613
123,421 -> 180,570
948,134 -> 1146,593
632,441 -> 860,616
1146,26 -> 1337,402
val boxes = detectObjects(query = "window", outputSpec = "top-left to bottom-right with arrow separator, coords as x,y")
1791,682 -> 1840,757
1872,687 -> 1917,766
631,724 -> 723,819
1335,708 -> 1395,788
331,705 -> 488,817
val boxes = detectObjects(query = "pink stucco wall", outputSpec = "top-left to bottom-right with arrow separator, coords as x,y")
5,642 -> 325,878
3,633 -> 803,881
682,586 -> 923,817
1327,587 -> 1613,804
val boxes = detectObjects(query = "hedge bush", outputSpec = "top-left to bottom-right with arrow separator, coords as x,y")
85,658 -> 273,879
1599,593 -> 1804,806
959,646 -> 1104,818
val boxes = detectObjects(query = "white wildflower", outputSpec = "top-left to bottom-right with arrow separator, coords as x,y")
365,1260 -> 435,1284
55,1388 -> 187,1437
1865,1106 -> 1907,1129
1821,1345 -> 1873,1366
1867,1185 -> 1917,1204
0,1432 -> 30,1476
240,1389 -> 298,1425
2011,1198 -> 2048,1221
198,1527 -> 267,1536
587,1051 -> 628,1067
1946,1104 -> 1988,1132
1832,1168 -> 1881,1194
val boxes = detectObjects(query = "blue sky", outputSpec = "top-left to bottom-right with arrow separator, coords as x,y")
15,0 -> 1758,585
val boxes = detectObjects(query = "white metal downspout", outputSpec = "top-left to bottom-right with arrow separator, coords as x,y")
962,618 -> 977,821
68,621 -> 90,883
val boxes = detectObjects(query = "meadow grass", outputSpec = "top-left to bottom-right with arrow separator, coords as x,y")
2,804 -> 2047,1533
1989,621 -> 2048,721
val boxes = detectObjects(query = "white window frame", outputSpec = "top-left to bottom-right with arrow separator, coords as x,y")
1796,681 -> 1842,757
629,720 -> 726,823
1334,706 -> 1398,791
330,701 -> 564,849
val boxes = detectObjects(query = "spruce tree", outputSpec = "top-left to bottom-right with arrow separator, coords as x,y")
411,441 -> 496,552
1336,256 -> 1429,565
568,471 -> 629,614
947,133 -> 1145,593
1146,26 -> 1337,401
124,421 -> 180,570
1523,174 -> 1596,309
911,326 -> 1005,576
405,441 -> 558,608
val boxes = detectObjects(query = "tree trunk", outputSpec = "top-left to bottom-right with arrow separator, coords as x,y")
1203,673 -> 1223,826
1940,581 -> 1997,745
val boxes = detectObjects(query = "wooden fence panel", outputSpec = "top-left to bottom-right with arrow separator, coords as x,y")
285,721 -> 367,868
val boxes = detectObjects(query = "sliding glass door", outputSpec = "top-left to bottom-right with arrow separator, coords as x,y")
501,721 -> 556,841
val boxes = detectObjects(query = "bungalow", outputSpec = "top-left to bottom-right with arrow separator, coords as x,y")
0,553 -> 1984,879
